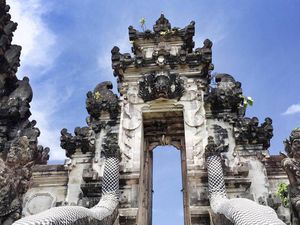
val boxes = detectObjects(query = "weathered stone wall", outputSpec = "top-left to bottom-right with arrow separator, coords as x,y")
22,165 -> 68,217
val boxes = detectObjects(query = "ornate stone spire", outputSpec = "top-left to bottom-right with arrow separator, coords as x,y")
153,13 -> 171,33
112,15 -> 213,91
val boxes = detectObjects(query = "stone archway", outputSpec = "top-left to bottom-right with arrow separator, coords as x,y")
136,110 -> 191,225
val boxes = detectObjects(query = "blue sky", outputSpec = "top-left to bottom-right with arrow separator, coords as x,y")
7,0 -> 300,224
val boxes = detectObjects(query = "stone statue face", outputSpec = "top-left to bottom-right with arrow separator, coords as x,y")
292,139 -> 300,159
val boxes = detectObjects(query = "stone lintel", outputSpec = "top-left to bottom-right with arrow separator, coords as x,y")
118,208 -> 138,217
235,144 -> 269,157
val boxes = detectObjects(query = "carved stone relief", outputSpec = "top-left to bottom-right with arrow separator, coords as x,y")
86,81 -> 120,132
60,126 -> 95,158
138,71 -> 184,102
234,117 -> 273,149
205,73 -> 244,117
23,193 -> 56,216
282,128 -> 300,224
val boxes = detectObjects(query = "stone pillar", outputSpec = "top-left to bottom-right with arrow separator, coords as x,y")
65,151 -> 93,205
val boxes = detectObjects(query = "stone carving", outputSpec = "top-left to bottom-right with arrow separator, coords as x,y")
0,2 -> 49,223
282,128 -> 300,224
60,126 -> 95,158
86,81 -> 120,130
35,145 -> 50,165
23,193 -> 56,216
204,136 -> 221,158
0,122 -> 49,223
204,135 -> 228,159
80,167 -> 101,204
196,39 -> 213,64
0,77 -> 33,154
0,1 -> 21,78
0,136 -> 47,224
260,117 -> 274,148
177,38 -> 213,73
205,74 -> 244,116
267,194 -> 281,211
205,136 -> 284,225
234,117 -> 273,149
122,100 -> 142,130
128,14 -> 195,50
112,15 -> 213,83
153,13 -> 171,33
138,72 -> 184,102
102,131 -> 120,159
111,46 -> 133,82
184,103 -> 204,128
213,125 -> 229,152
13,129 -> 121,225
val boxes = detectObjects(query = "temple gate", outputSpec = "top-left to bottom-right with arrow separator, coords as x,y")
1,2 -> 296,224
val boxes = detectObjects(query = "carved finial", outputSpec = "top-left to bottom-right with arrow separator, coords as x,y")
86,81 -> 119,122
153,13 -> 171,33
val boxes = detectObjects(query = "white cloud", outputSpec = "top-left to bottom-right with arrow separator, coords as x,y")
97,35 -> 131,73
194,14 -> 228,47
7,0 -> 57,76
282,103 -> 300,115
30,83 -> 74,160
7,0 -> 66,160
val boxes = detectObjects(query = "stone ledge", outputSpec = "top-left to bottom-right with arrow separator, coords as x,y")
32,164 -> 66,172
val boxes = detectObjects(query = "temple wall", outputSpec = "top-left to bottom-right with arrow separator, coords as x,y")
22,165 -> 68,217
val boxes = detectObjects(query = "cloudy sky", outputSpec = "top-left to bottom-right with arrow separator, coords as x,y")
7,0 -> 300,224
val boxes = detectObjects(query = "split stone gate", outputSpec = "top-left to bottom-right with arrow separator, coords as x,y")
1,10 -> 291,225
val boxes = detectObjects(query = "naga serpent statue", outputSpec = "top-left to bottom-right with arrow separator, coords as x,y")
205,136 -> 284,225
13,134 -> 120,225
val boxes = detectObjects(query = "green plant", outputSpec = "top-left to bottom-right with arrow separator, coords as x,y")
240,95 -> 254,109
276,182 -> 289,207
140,17 -> 146,31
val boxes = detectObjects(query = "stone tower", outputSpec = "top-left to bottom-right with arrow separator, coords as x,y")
5,12 -> 292,225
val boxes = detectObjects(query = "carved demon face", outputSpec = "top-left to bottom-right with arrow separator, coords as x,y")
155,75 -> 169,98
286,128 -> 300,159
